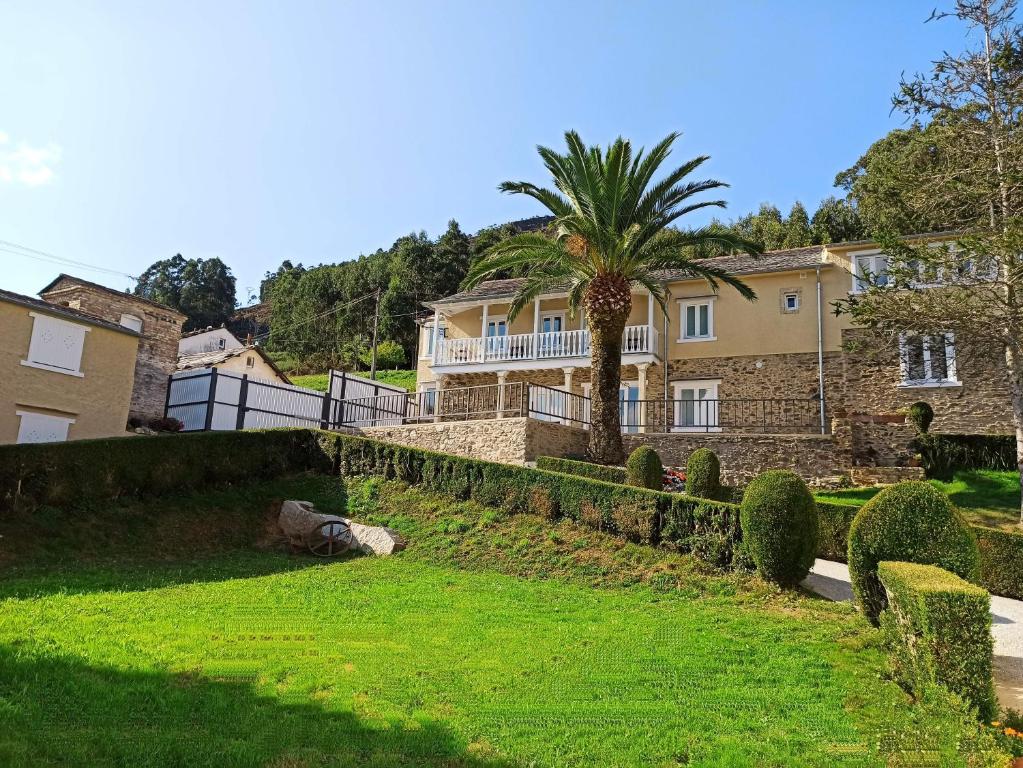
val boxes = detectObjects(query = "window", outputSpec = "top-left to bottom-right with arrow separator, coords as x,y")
422,322 -> 446,357
16,411 -> 75,444
218,338 -> 226,350
782,291 -> 800,313
679,299 -> 714,341
21,312 -> 89,377
671,380 -> 721,432
853,252 -> 889,292
119,313 -> 143,333
899,333 -> 958,387
419,382 -> 438,417
245,356 -> 255,368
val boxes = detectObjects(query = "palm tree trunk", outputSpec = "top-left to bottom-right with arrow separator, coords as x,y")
588,314 -> 628,464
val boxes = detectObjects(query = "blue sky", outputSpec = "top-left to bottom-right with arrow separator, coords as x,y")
0,1 -> 967,302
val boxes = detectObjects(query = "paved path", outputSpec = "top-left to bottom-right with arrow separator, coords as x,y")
803,559 -> 1023,711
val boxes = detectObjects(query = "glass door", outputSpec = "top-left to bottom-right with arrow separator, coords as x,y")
540,314 -> 564,357
673,381 -> 720,431
619,383 -> 641,434
486,318 -> 508,358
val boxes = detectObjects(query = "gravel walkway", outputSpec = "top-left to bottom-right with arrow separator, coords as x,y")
803,559 -> 1023,711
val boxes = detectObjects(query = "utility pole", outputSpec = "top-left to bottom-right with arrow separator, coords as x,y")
369,287 -> 381,380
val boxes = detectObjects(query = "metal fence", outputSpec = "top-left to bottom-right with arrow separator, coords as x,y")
619,398 -> 825,434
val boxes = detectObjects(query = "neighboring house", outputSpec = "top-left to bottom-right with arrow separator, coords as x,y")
176,345 -> 291,383
178,325 -> 243,355
39,274 -> 186,423
416,235 -> 1013,453
0,288 -> 140,444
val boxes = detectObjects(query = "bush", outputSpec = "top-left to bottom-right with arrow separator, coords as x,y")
847,481 -> 979,624
815,501 -> 859,562
974,527 -> 1023,601
535,456 -> 627,485
914,434 -> 1016,479
147,416 -> 184,433
626,446 -> 663,490
739,470 -> 819,586
686,448 -> 721,500
907,401 -> 934,434
878,561 -> 995,721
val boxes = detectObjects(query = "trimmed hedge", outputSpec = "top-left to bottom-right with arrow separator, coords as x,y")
0,429 -> 328,512
815,501 -> 860,562
848,482 -> 979,624
907,401 -> 934,434
914,433 -> 1016,478
878,561 -> 995,721
739,470 -> 819,586
686,448 -> 722,501
535,456 -> 628,485
974,526 -> 1023,601
626,446 -> 663,490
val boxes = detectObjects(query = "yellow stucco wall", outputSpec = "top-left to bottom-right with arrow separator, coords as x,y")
207,352 -> 285,382
0,299 -> 139,443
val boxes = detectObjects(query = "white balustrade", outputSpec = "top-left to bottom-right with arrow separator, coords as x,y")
435,325 -> 655,366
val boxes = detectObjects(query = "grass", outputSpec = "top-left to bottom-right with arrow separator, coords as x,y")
815,469 -> 1021,531
291,369 -> 417,392
0,475 -> 1004,767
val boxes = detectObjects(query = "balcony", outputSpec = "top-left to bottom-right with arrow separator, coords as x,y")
432,324 -> 660,371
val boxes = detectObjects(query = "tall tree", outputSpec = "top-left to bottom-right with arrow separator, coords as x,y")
466,131 -> 757,463
782,202 -> 814,248
810,196 -> 866,244
836,0 -> 1023,523
135,254 -> 237,331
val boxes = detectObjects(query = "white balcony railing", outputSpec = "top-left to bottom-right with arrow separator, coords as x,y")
435,324 -> 659,366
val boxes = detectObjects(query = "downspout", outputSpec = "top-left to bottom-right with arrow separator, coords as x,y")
815,265 -> 827,435
663,289 -> 671,433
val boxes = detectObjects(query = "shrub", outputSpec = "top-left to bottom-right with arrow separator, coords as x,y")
878,561 -> 995,721
739,470 -> 819,586
686,448 -> 721,500
847,481 -> 979,624
974,527 -> 1023,601
907,401 -> 934,434
535,456 -> 627,485
913,434 -> 1016,479
815,501 -> 859,562
147,416 -> 184,433
626,446 -> 663,490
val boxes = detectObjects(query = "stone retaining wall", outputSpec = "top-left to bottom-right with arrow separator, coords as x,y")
357,417 -> 588,466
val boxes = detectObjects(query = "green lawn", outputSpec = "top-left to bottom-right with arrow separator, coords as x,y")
815,469 -> 1021,531
291,369 -> 417,392
0,476 -> 1000,767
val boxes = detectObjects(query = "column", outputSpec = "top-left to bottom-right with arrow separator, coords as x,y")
496,370 -> 508,419
430,311 -> 439,365
561,367 -> 574,425
533,297 -> 541,359
637,363 -> 650,433
481,303 -> 489,360
647,291 -> 654,350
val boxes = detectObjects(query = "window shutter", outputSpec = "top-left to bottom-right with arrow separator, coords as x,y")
26,314 -> 88,373
16,412 -> 74,444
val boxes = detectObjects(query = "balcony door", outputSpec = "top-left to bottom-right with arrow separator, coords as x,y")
582,382 -> 640,433
672,380 -> 720,432
485,317 -> 508,358
539,313 -> 565,357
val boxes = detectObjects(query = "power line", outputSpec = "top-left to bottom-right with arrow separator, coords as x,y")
252,291 -> 376,341
0,239 -> 138,281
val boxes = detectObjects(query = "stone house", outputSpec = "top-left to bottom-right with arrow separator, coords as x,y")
412,234 -> 1013,475
39,274 -> 186,423
0,287 -> 140,443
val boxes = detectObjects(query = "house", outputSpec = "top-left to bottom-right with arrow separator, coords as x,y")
38,274 -> 186,422
176,345 -> 291,383
0,287 -> 140,443
414,235 -> 1012,467
178,325 -> 243,355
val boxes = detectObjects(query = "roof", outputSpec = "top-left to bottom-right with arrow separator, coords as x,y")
429,245 -> 827,307
175,345 -> 291,383
180,324 -> 239,339
0,287 -> 141,336
39,273 -> 187,318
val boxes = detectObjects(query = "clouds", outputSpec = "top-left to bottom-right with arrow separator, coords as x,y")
0,132 -> 62,186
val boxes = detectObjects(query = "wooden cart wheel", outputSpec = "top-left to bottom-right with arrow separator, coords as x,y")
308,520 -> 353,557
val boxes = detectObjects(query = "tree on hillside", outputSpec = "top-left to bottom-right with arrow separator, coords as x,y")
466,131 -> 758,463
836,0 -> 1023,523
810,196 -> 866,244
260,260 -> 305,303
135,254 -> 237,331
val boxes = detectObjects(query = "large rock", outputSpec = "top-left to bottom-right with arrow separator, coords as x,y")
277,500 -> 406,556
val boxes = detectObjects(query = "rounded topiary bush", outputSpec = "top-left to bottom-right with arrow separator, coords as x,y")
907,401 -> 934,434
626,446 -> 663,490
848,481 -> 978,623
685,448 -> 721,500
739,470 -> 819,586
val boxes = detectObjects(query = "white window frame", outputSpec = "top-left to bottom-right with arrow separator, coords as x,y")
418,382 -> 438,417
898,332 -> 960,388
16,410 -> 75,444
20,311 -> 90,377
420,322 -> 446,359
540,312 -> 565,334
783,292 -> 799,312
678,298 -> 715,342
671,379 -> 722,432
119,313 -> 143,333
851,249 -> 890,293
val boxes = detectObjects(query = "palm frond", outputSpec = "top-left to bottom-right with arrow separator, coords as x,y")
497,181 -> 574,217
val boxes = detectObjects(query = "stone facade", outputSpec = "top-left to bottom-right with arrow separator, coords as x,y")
357,417 -> 588,466
40,275 -> 186,422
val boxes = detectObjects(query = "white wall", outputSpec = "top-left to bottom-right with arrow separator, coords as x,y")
178,328 -> 243,355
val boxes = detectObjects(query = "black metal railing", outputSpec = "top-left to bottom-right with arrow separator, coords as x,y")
620,398 -> 825,434
335,382 -> 528,427
527,383 -> 590,427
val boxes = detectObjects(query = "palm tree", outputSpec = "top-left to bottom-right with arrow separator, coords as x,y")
464,131 -> 759,464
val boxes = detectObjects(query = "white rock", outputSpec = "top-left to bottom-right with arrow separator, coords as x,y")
348,520 -> 407,556
277,500 -> 405,555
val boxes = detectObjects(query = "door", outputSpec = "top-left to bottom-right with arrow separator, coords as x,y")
540,314 -> 564,356
673,380 -> 720,431
619,383 -> 641,434
486,317 -> 508,358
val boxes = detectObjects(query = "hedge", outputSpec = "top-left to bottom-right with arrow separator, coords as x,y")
913,433 -> 1016,478
535,456 -> 628,485
815,501 -> 860,562
974,526 -> 1023,601
877,561 -> 995,721
0,429 -> 328,512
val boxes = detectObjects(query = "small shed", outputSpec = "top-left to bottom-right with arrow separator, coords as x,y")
176,345 -> 290,383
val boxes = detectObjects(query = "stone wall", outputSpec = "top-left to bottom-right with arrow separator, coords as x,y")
622,431 -> 849,485
41,277 -> 186,422
357,417 -> 588,466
